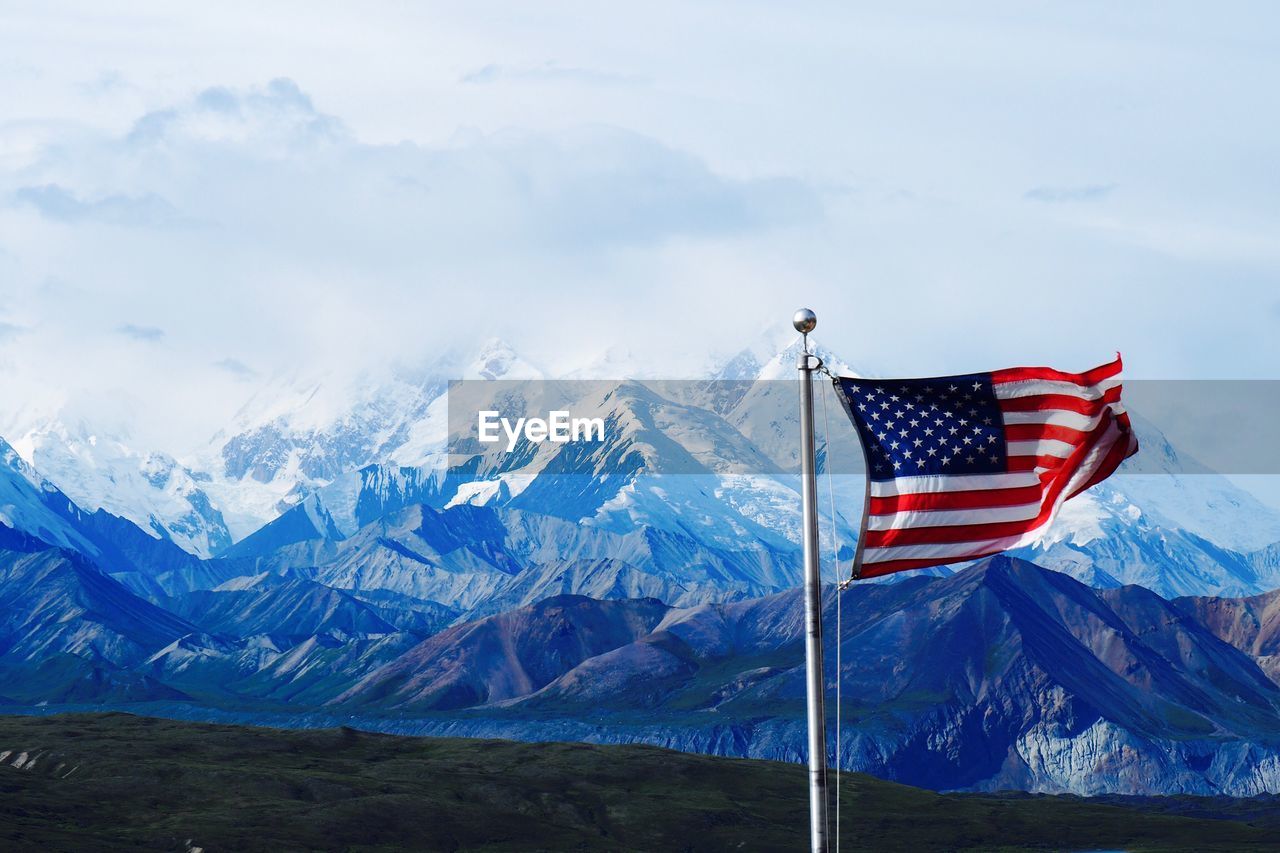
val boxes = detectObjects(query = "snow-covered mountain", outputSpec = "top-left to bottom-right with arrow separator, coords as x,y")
1012,413 -> 1280,597
7,416 -> 231,557
0,437 -> 105,558
191,338 -> 542,540
5,330 -> 1280,607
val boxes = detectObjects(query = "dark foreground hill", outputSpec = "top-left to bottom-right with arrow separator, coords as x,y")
2,713 -> 1279,852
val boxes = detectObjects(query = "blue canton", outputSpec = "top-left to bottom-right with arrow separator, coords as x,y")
834,374 -> 1007,482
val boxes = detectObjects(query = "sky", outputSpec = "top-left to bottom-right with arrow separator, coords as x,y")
1,1 -> 1279,453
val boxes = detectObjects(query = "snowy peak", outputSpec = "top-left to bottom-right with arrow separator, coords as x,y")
0,436 -> 102,558
195,339 -> 544,540
754,335 -> 859,382
466,338 -> 543,381
10,416 -> 231,558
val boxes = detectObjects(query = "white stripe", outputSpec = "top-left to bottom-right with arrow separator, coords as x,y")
1002,409 -> 1106,430
869,471 -> 1041,497
1007,439 -> 1074,458
866,500 -> 1043,531
993,377 -> 1121,400
861,518 -> 1054,563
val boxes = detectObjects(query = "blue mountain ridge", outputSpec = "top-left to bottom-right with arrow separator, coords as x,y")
6,369 -> 1280,796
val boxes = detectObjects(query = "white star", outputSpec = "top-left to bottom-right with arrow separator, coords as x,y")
971,381 -> 982,391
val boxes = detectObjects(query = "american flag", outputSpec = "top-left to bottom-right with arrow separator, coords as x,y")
832,357 -> 1138,579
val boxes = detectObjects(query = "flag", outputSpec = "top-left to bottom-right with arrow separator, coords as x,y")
832,356 -> 1137,579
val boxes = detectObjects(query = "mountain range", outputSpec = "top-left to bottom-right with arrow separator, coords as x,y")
8,526 -> 1280,796
4,338 -> 1280,797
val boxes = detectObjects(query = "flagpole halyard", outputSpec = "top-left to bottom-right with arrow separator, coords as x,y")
794,308 -> 830,853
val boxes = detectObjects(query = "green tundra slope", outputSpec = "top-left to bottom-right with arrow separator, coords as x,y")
1,713 -> 1277,852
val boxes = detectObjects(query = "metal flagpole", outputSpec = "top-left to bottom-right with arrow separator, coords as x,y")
793,307 -> 829,853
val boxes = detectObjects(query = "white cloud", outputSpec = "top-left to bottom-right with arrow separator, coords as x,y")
460,62 -> 644,87
1,1 -> 1279,458
212,357 -> 257,379
1024,184 -> 1117,204
13,184 -> 183,226
116,323 -> 164,342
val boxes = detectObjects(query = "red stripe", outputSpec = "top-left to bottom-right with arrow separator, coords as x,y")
991,356 -> 1122,387
1068,423 -> 1139,498
859,547 -> 1009,578
1005,423 -> 1089,444
1006,454 -> 1068,472
864,515 -> 1044,549
868,483 -> 1045,514
863,414 -> 1116,550
998,386 -> 1123,414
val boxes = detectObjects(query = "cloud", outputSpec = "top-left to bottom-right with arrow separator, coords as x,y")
212,358 -> 258,379
12,184 -> 182,227
0,322 -> 25,343
126,77 -> 348,150
1024,184 -> 1118,204
0,77 -> 829,449
41,80 -> 817,252
117,323 -> 165,342
461,62 -> 644,87
77,70 -> 130,97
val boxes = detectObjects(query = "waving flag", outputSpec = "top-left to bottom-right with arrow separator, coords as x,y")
833,356 -> 1137,579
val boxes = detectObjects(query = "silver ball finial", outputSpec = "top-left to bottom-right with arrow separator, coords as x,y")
792,308 -> 817,335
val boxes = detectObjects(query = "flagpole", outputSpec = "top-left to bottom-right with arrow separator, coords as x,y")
794,307 -> 829,853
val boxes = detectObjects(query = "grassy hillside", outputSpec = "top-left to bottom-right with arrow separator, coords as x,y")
0,713 -> 1277,852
